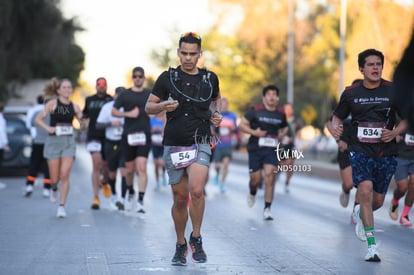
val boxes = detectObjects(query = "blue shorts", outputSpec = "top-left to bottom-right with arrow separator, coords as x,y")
349,151 -> 397,194
163,144 -> 211,185
213,146 -> 232,162
151,145 -> 164,159
394,157 -> 414,181
248,148 -> 278,173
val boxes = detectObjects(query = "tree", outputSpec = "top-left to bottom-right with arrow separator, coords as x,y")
149,0 -> 414,129
0,0 -> 85,103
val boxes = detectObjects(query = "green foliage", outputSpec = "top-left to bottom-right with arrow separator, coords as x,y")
149,0 -> 413,130
0,0 -> 85,102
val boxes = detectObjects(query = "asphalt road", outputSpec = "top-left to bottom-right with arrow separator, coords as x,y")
0,145 -> 413,275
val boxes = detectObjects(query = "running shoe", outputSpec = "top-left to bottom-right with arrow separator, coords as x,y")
189,232 -> 207,263
219,184 -> 226,193
171,239 -> 188,266
24,185 -> 33,197
116,200 -> 125,211
42,188 -> 50,198
400,216 -> 412,227
285,184 -> 290,194
50,190 -> 58,203
354,205 -> 367,241
339,191 -> 350,208
213,174 -> 219,185
365,245 -> 381,262
102,183 -> 111,198
91,197 -> 100,210
263,207 -> 274,221
137,200 -> 145,214
154,182 -> 160,191
389,203 -> 398,221
247,194 -> 255,208
56,206 -> 66,218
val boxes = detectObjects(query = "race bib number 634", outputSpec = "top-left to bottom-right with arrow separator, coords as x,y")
357,122 -> 383,143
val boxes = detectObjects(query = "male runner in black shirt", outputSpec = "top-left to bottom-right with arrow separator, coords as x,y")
239,85 -> 288,221
83,77 -> 113,210
145,32 -> 221,266
112,67 -> 151,214
331,49 -> 405,262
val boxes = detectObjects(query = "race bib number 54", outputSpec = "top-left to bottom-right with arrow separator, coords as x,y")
170,146 -> 198,169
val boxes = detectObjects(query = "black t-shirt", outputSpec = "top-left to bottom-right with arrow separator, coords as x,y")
333,79 -> 398,157
83,93 -> 113,140
340,118 -> 352,144
112,88 -> 151,137
244,104 -> 288,151
152,67 -> 220,146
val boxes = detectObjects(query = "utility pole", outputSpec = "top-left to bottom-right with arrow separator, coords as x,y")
287,0 -> 295,104
339,0 -> 347,97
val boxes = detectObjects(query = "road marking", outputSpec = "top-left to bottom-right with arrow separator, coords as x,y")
0,182 -> 6,189
86,252 -> 111,275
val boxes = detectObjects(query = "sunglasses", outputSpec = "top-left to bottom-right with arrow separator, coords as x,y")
132,74 -> 144,79
180,32 -> 201,40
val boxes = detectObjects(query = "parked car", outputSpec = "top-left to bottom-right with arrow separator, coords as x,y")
2,114 -> 32,169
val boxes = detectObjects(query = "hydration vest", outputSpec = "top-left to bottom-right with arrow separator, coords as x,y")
167,66 -> 213,121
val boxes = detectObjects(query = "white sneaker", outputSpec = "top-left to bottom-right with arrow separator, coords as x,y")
50,190 -> 58,203
354,205 -> 367,241
42,188 -> 50,198
24,185 -> 34,197
137,201 -> 145,214
263,208 -> 274,220
56,206 -> 66,218
247,194 -> 255,208
339,191 -> 350,208
365,245 -> 381,262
